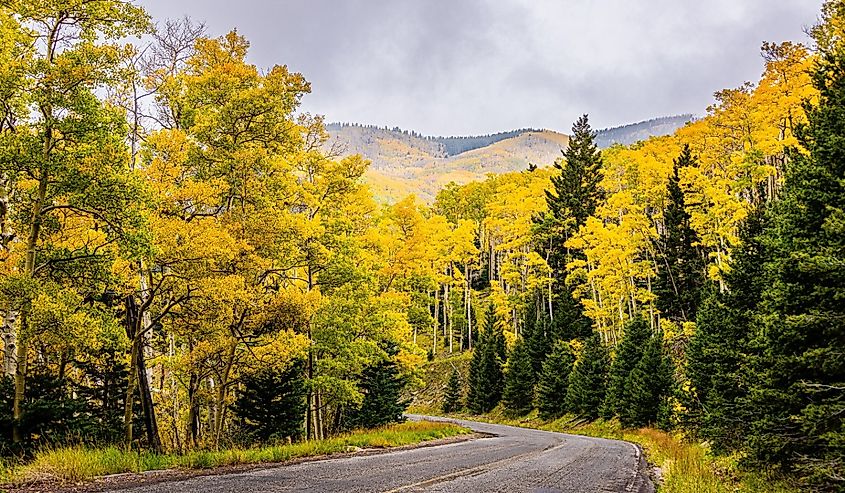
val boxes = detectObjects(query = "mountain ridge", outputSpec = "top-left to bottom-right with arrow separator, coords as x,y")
325,115 -> 693,202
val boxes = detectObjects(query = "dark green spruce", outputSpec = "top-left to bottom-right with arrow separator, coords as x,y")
603,316 -> 651,419
442,367 -> 463,413
654,145 -> 707,323
537,340 -> 576,420
503,338 -> 535,415
565,335 -> 609,420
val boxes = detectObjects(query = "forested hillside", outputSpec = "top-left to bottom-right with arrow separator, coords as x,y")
326,117 -> 690,202
594,114 -> 694,147
0,0 -> 842,492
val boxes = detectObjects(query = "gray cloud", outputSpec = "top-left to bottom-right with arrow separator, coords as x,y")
138,0 -> 821,135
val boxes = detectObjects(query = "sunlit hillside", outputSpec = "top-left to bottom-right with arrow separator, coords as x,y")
328,118 -> 690,202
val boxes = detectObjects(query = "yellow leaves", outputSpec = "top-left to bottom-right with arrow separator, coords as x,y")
251,329 -> 309,372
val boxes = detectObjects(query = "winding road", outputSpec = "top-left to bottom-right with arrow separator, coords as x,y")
111,416 -> 653,493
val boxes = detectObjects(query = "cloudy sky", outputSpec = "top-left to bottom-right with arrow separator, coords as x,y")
138,0 -> 822,136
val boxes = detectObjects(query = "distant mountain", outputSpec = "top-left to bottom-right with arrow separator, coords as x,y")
325,116 -> 691,202
595,115 -> 694,147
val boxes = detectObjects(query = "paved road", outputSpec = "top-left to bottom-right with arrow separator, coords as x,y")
111,415 -> 653,493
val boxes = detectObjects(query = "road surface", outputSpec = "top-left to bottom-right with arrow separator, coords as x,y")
110,415 -> 653,493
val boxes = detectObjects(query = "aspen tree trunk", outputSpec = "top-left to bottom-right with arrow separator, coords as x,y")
465,263 -> 471,350
213,341 -> 236,448
448,264 -> 453,353
433,289 -> 439,355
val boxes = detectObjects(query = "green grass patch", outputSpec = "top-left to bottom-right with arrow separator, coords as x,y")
443,408 -> 798,493
2,420 -> 469,486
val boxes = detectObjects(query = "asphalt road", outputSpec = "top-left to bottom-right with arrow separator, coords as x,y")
110,415 -> 653,493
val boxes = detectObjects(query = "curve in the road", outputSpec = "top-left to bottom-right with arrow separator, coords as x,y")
109,415 -> 654,493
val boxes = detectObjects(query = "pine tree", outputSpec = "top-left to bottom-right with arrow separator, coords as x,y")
346,351 -> 409,429
744,9 -> 845,483
548,292 -> 594,342
442,368 -> 462,413
686,207 -> 767,452
480,315 -> 506,412
619,335 -> 673,428
534,115 -> 603,327
544,114 -> 604,252
537,340 -> 576,420
466,329 -> 485,414
503,338 -> 535,415
654,145 -> 707,322
603,316 -> 651,419
565,335 -> 609,419
523,297 -> 551,376
468,304 -> 506,414
233,361 -> 307,442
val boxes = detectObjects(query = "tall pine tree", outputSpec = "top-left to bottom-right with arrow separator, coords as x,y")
619,335 -> 674,429
535,115 -> 603,330
603,316 -> 651,419
565,335 -> 609,420
468,304 -> 505,414
687,207 -> 767,453
745,7 -> 845,484
537,340 -> 576,420
442,368 -> 463,414
654,145 -> 707,323
503,338 -> 535,415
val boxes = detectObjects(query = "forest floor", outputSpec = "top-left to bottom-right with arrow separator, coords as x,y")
0,421 -> 471,493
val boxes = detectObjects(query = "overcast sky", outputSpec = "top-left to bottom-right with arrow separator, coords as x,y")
137,0 -> 822,136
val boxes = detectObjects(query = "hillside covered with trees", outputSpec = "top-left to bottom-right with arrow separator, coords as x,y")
0,0 -> 842,491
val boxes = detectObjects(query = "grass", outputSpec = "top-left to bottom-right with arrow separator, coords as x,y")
429,408 -> 799,493
0,420 -> 469,486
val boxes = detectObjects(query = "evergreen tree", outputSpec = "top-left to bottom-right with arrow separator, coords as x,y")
543,114 -> 604,261
548,292 -> 594,342
442,368 -> 462,413
565,335 -> 609,419
537,340 -> 576,420
534,115 -> 603,332
233,361 -> 307,442
744,10 -> 845,483
503,338 -> 535,415
654,145 -> 707,322
603,316 -> 652,419
687,207 -> 767,452
619,335 -> 673,428
468,304 -> 505,413
466,328 -> 486,414
346,351 -> 409,429
523,296 -> 551,376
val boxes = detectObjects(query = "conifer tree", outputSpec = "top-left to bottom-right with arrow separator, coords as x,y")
523,297 -> 552,376
537,340 -> 576,420
467,327 -> 486,414
442,368 -> 462,413
345,352 -> 409,429
233,361 -> 307,442
654,145 -> 707,322
503,338 -> 535,415
565,335 -> 609,419
687,207 -> 766,452
603,316 -> 651,419
468,304 -> 505,414
535,115 -> 603,326
619,335 -> 673,428
744,7 -> 845,482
